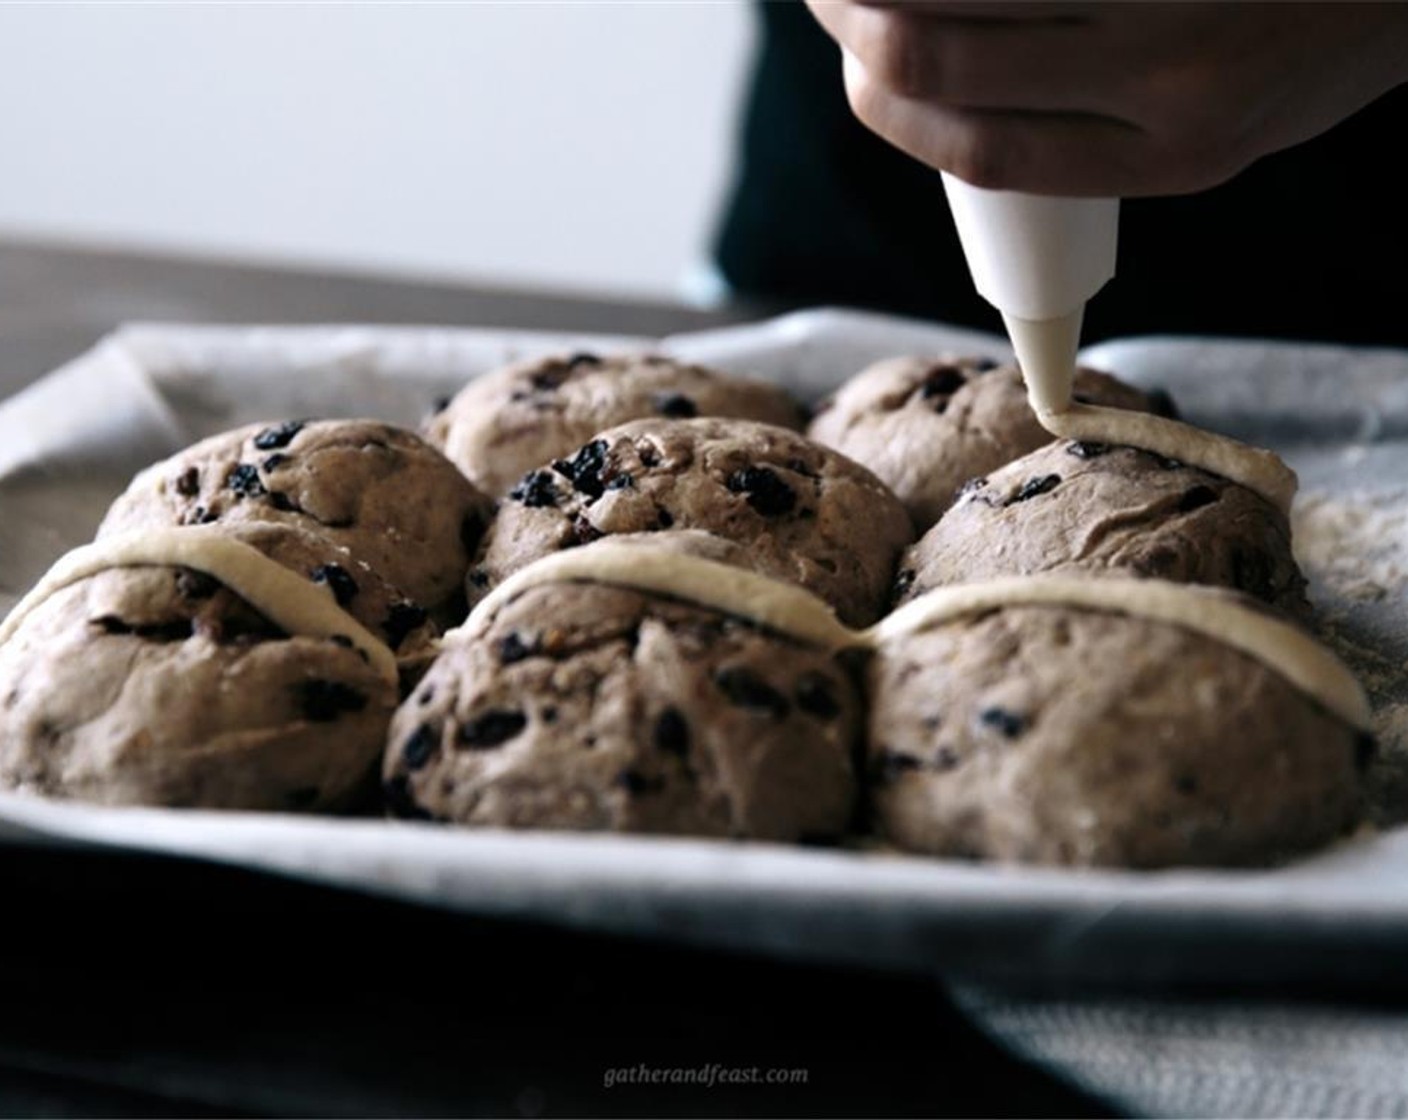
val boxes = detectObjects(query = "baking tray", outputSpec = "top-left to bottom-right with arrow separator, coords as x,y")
1,308 -> 1405,991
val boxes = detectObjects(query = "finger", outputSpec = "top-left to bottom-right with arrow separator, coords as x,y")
809,1 -> 1130,116
841,51 -> 1244,197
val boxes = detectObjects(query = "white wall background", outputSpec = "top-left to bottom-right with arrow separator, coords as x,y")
0,3 -> 755,300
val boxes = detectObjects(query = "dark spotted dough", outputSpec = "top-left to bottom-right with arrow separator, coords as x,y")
471,418 -> 914,628
425,352 -> 806,498
868,604 -> 1366,868
98,420 -> 494,618
0,558 -> 396,811
384,576 -> 860,840
894,440 -> 1308,615
807,357 -> 1166,531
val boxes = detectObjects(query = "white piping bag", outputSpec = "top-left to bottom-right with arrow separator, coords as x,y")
941,174 -> 1118,414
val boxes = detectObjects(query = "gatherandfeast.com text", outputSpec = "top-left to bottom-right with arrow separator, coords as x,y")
603,1063 -> 809,1089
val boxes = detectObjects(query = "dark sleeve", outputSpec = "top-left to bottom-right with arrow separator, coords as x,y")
712,1 -> 1408,348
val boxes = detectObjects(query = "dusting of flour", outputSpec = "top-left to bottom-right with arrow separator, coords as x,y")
1295,490 -> 1408,604
1294,489 -> 1408,826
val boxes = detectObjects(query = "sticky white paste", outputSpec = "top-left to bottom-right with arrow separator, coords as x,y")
874,575 -> 1369,729
1035,403 -> 1298,515
463,546 -> 1369,731
0,527 -> 397,682
456,542 -> 855,651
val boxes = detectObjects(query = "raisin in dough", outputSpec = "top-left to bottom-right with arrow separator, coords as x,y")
99,420 -> 493,617
894,440 -> 1307,614
384,575 -> 859,841
868,601 -> 1368,868
471,418 -> 913,628
425,352 -> 806,498
807,357 -> 1166,532
0,557 -> 396,812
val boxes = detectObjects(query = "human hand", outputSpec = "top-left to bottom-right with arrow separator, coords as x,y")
805,1 -> 1408,196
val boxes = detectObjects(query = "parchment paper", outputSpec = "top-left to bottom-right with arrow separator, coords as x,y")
1,307 -> 1405,990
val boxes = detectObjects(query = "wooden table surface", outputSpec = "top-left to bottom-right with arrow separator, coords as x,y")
0,236 -> 755,404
